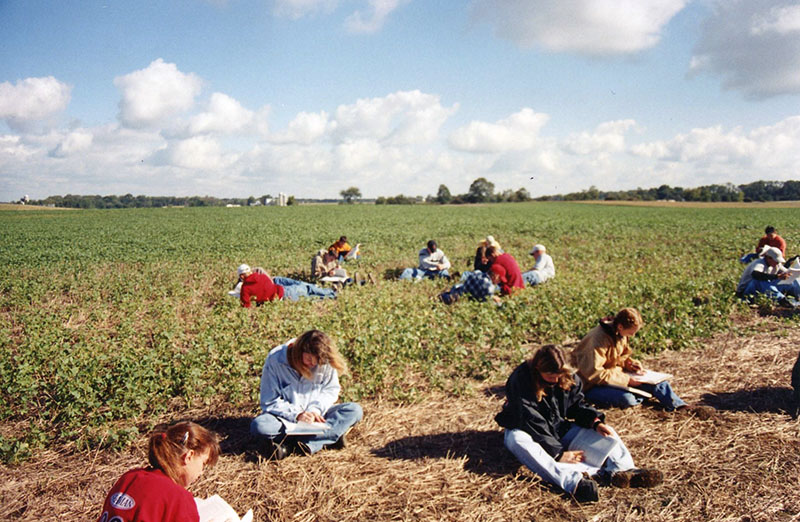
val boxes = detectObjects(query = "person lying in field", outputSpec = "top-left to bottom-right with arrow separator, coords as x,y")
495,344 -> 662,503
236,264 -> 336,306
97,421 -> 220,522
570,308 -> 713,416
250,330 -> 363,460
439,268 -> 498,304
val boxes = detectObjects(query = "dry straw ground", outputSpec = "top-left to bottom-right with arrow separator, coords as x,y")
2,314 -> 799,522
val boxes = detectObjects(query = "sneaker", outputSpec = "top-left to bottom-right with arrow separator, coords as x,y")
264,440 -> 290,461
439,292 -> 454,305
572,478 -> 599,503
677,404 -> 717,420
611,468 -> 663,489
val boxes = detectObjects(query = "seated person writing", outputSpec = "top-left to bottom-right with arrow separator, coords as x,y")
250,330 -> 363,459
495,344 -> 662,503
571,308 -> 709,414
398,240 -> 451,281
737,246 -> 799,306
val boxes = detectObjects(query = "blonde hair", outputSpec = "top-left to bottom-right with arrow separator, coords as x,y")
148,421 -> 220,485
529,344 -> 574,402
287,330 -> 348,380
614,307 -> 643,331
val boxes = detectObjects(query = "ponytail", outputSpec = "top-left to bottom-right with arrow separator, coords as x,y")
148,421 -> 220,485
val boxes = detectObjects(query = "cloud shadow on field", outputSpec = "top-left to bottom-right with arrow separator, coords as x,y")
371,429 -> 521,476
700,386 -> 795,414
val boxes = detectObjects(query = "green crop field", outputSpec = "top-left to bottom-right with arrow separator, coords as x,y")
1,202 -> 797,463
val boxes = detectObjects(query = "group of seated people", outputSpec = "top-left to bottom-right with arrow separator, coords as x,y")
100,306 -> 710,518
434,235 -> 555,304
737,226 -> 800,307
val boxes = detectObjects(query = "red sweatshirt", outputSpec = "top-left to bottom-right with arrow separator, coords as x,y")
97,468 -> 198,522
493,253 -> 525,294
240,272 -> 284,307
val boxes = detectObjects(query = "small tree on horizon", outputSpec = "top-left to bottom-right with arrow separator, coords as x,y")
340,186 -> 362,204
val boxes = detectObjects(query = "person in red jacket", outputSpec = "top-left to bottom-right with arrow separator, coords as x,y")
97,421 -> 220,522
238,264 -> 284,307
486,246 -> 524,293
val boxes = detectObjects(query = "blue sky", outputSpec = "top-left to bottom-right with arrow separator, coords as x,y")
1,0 -> 800,201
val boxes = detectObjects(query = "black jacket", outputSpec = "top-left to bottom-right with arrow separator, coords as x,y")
495,361 -> 604,458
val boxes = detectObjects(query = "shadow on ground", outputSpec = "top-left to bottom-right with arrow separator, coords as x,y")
371,429 -> 520,477
192,414 -> 265,462
700,386 -> 795,414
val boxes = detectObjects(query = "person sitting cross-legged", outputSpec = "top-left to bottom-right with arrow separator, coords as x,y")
250,330 -> 363,459
398,240 -> 451,281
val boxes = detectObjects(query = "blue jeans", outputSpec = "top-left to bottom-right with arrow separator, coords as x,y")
398,268 -> 450,281
585,381 -> 686,411
250,402 -> 363,454
522,270 -> 544,286
504,425 -> 635,494
272,277 -> 337,301
741,279 -> 800,301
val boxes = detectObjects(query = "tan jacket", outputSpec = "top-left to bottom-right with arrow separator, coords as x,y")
571,323 -> 633,390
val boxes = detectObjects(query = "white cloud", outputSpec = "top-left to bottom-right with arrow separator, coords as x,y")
344,0 -> 408,33
690,0 -> 800,99
153,136 -> 232,170
0,77 -> 71,129
272,0 -> 338,19
630,117 -> 800,186
187,92 -> 254,135
332,90 -> 457,145
269,111 -> 332,144
114,59 -> 203,128
50,129 -> 93,158
472,0 -> 687,56
448,108 -> 549,153
562,119 -> 637,155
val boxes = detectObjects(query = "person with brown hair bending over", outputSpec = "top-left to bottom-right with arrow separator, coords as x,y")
495,345 -> 662,503
571,308 -> 703,413
250,330 -> 363,459
97,421 -> 220,521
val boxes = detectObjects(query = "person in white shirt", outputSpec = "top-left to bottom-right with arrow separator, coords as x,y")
737,246 -> 799,305
398,240 -> 451,280
522,244 -> 555,286
250,330 -> 362,459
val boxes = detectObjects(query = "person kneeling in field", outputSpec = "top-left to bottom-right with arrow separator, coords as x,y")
250,330 -> 363,459
236,264 -> 336,306
97,421 -> 220,522
736,247 -> 800,307
495,344 -> 662,503
522,244 -> 555,287
571,308 -> 711,415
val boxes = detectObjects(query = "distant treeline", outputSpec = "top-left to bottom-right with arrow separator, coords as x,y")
28,194 -> 295,209
536,180 -> 800,203
377,178 -> 530,205
23,179 -> 800,209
